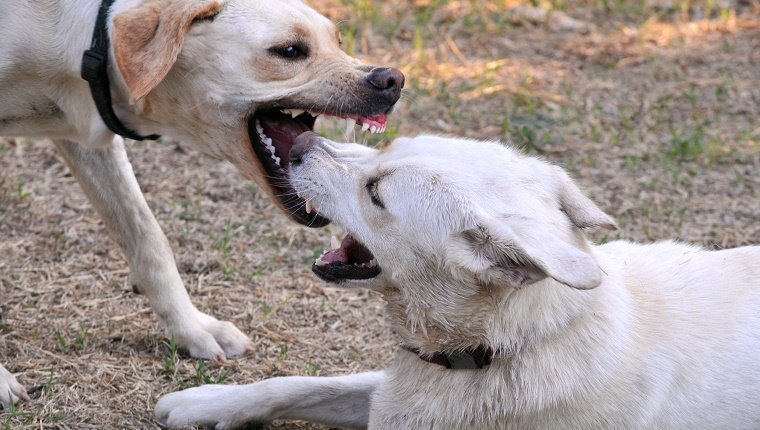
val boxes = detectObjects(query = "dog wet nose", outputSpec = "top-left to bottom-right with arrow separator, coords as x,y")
290,131 -> 321,165
365,67 -> 405,98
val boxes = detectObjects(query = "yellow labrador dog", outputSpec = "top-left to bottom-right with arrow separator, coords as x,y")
156,133 -> 759,429
0,0 -> 402,406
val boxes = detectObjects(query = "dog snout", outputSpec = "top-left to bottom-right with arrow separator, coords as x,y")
290,131 -> 322,166
365,67 -> 405,101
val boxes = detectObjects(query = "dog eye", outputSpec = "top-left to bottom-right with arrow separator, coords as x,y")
271,45 -> 307,60
366,178 -> 385,209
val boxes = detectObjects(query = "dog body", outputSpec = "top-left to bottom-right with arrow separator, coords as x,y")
156,134 -> 760,429
0,0 -> 402,406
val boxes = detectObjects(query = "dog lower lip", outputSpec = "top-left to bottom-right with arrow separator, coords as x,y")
312,234 -> 381,282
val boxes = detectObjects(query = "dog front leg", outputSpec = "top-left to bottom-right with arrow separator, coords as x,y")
155,371 -> 384,429
53,139 -> 252,360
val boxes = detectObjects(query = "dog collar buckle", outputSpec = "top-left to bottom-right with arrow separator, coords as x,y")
402,345 -> 494,370
81,50 -> 106,84
446,351 -> 485,370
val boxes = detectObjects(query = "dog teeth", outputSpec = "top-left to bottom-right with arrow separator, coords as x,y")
256,120 -> 277,155
357,121 -> 386,134
314,249 -> 329,266
367,259 -> 377,268
344,118 -> 357,135
281,109 -> 304,118
305,200 -> 314,214
272,155 -> 281,166
330,235 -> 340,249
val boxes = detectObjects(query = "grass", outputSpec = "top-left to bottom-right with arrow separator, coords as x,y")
192,361 -> 228,386
54,325 -> 90,352
161,338 -> 228,389
162,338 -> 181,381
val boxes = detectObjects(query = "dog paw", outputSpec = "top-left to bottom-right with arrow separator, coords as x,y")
155,385 -> 263,429
0,365 -> 30,409
168,311 -> 254,361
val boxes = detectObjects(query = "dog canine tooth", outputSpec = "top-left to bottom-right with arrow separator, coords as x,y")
305,200 -> 314,214
330,235 -> 340,249
344,118 -> 357,135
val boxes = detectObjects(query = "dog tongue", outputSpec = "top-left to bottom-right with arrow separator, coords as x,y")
321,235 -> 374,264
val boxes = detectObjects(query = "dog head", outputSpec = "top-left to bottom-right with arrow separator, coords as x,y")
107,0 -> 403,226
288,133 -> 617,293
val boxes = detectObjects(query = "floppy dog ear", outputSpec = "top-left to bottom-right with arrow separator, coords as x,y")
555,167 -> 618,231
447,215 -> 603,290
112,0 -> 222,104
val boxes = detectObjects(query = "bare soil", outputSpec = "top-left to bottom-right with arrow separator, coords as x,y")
1,1 -> 758,428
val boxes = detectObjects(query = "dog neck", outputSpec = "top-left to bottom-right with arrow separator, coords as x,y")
381,275 -> 601,362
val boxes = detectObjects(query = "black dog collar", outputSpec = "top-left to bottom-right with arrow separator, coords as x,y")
81,0 -> 161,141
403,345 -> 494,370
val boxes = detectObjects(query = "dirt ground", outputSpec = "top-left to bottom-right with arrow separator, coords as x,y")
1,0 -> 758,428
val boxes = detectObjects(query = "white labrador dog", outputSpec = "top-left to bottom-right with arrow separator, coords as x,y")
0,0 -> 403,406
156,133 -> 760,429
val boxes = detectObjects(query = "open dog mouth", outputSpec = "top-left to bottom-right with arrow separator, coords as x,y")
312,234 -> 381,282
248,109 -> 387,227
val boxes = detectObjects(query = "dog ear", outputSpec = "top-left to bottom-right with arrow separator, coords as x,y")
112,0 -> 222,104
554,167 -> 618,231
447,215 -> 603,290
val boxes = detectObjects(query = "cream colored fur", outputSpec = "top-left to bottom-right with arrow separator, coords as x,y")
156,135 -> 760,429
0,0 -> 395,407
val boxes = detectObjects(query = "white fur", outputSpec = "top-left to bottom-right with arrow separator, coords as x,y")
156,135 -> 760,429
0,0 -> 391,407
0,364 -> 29,407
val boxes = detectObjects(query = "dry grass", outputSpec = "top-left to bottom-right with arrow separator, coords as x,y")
1,0 -> 758,428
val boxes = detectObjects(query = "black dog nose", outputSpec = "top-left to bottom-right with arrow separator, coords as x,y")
365,67 -> 405,97
290,131 -> 321,165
